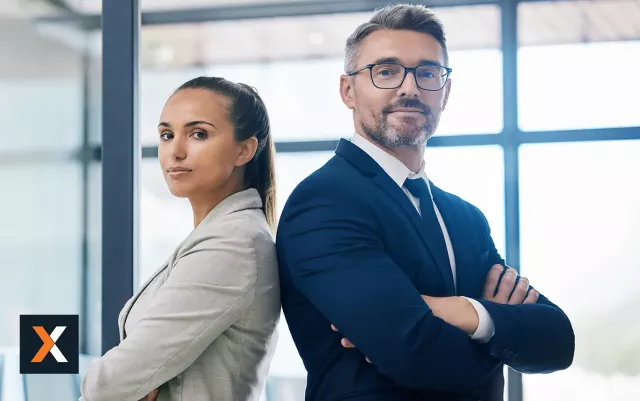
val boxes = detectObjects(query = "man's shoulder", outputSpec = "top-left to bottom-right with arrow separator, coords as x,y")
431,183 -> 486,222
291,154 -> 366,196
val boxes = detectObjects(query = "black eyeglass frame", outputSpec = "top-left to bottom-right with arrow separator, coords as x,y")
346,62 -> 453,91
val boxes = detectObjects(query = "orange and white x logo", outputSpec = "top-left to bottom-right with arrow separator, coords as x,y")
31,326 -> 68,363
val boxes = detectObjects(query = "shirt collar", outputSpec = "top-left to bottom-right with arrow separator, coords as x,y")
351,133 -> 433,198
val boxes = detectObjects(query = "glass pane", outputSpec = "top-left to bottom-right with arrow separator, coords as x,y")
138,5 -> 501,145
0,19 -> 83,153
139,159 -> 193,285
437,49 -> 502,136
0,7 -> 98,399
275,152 -> 335,218
87,162 -> 103,357
518,0 -> 640,131
0,163 -> 82,343
519,141 -> 640,400
425,145 -> 506,257
139,67 -> 207,148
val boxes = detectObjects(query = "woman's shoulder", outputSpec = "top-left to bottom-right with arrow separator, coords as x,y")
189,207 -> 273,251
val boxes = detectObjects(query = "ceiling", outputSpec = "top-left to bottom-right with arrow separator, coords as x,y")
136,5 -> 499,69
10,0 -> 640,69
65,0 -> 319,13
132,0 -> 640,69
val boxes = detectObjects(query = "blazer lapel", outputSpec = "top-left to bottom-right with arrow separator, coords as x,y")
117,188 -> 264,341
118,260 -> 170,340
336,139 -> 455,294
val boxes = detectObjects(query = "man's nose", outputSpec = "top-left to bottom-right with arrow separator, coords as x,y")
397,70 -> 420,98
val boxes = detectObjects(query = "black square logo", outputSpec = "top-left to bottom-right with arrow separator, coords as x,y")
20,315 -> 79,374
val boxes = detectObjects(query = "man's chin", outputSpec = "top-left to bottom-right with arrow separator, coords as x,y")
387,125 -> 430,144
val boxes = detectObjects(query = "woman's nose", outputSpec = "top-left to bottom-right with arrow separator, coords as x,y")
170,138 -> 187,160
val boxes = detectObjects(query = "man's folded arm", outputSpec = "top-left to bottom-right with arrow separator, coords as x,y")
277,181 -> 502,393
474,207 -> 575,373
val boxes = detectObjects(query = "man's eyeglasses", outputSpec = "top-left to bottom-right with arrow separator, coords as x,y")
346,63 -> 452,91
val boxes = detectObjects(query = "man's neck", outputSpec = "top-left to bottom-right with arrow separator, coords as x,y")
358,132 -> 425,174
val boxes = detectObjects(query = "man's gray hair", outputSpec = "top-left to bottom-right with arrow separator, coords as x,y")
344,4 -> 448,73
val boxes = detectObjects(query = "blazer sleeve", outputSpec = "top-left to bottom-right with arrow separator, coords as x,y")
80,224 -> 258,401
473,207 -> 575,373
277,179 -> 501,394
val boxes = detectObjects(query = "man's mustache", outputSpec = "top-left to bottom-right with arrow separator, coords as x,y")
382,99 -> 431,116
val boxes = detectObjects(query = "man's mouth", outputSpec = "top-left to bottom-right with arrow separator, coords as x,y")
389,108 -> 424,113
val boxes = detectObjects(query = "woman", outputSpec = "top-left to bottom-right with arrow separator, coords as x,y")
81,77 -> 281,401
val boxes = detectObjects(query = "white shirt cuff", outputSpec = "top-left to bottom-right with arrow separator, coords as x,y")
462,297 -> 495,343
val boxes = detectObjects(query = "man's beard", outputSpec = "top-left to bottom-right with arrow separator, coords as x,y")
361,98 -> 434,149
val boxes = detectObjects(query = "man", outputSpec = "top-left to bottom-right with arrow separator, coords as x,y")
276,4 -> 574,401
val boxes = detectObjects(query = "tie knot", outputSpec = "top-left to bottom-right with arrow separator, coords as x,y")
404,178 -> 431,200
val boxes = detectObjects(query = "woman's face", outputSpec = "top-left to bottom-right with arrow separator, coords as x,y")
158,88 -> 251,200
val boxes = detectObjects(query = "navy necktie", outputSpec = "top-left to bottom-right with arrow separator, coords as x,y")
403,178 -> 451,273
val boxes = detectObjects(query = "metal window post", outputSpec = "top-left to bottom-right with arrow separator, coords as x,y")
101,0 -> 140,355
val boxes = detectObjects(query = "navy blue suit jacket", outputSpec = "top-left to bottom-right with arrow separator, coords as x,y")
276,139 -> 574,401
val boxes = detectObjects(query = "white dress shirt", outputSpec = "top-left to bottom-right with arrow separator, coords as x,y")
351,133 -> 495,343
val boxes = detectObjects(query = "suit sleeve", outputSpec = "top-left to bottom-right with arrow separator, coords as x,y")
473,208 -> 575,373
80,227 -> 258,401
277,180 -> 502,393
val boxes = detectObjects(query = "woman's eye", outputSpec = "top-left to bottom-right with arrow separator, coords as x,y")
160,132 -> 173,140
192,131 -> 208,140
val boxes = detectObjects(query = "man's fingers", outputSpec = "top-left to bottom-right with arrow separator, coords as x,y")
508,276 -> 529,304
482,264 -> 504,299
331,324 -> 338,332
494,268 -> 517,303
337,334 -> 368,361
523,288 -> 539,304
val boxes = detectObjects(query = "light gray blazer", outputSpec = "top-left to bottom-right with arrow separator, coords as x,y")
80,188 -> 281,401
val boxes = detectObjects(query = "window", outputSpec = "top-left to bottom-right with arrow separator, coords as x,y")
519,140 -> 640,401
139,159 -> 193,284
138,5 -> 501,145
518,0 -> 640,131
0,11 -> 89,362
0,163 -> 82,346
0,20 -> 84,153
425,145 -> 506,256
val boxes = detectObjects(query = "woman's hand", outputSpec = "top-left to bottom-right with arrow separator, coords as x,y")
139,388 -> 159,401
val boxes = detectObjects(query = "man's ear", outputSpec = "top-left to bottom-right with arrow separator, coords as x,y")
235,136 -> 259,167
340,74 -> 356,110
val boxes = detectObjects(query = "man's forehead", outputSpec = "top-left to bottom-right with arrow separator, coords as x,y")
357,29 -> 445,66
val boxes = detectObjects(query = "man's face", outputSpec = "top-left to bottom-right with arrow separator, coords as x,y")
340,29 -> 451,149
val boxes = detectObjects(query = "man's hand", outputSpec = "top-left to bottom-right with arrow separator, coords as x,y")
331,294 -> 480,357
331,324 -> 371,363
421,296 -> 479,335
139,388 -> 159,401
483,264 -> 539,304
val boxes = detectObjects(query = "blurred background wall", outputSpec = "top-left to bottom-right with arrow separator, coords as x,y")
1,0 -> 639,400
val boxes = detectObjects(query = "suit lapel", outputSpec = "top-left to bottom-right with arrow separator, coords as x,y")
430,183 -> 478,297
336,139 -> 455,294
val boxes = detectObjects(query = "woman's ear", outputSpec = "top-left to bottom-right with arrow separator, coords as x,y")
235,136 -> 259,167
